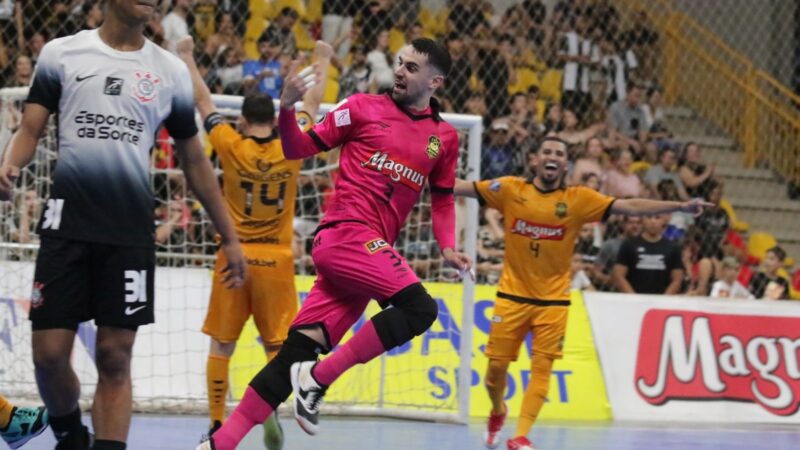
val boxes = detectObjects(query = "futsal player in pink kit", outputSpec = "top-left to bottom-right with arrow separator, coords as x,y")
198,38 -> 472,450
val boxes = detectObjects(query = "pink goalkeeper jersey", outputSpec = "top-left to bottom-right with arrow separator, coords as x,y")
304,94 -> 459,246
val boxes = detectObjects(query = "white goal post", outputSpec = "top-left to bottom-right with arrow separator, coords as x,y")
0,88 -> 482,424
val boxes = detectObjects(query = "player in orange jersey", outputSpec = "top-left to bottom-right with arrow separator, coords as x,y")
455,136 -> 711,450
177,37 -> 332,450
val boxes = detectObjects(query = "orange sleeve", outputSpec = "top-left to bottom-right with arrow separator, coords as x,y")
208,122 -> 242,161
575,186 -> 616,223
473,176 -> 520,211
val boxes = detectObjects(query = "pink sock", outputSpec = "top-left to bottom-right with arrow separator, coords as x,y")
212,387 -> 273,450
313,321 -> 386,386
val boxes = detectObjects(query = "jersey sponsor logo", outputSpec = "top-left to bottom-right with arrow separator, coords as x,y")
41,199 -> 65,230
104,77 -> 124,96
334,109 -> 351,127
245,257 -> 277,268
510,218 -> 565,241
365,238 -> 389,254
635,310 -> 800,416
360,151 -> 426,192
30,282 -> 45,309
132,71 -> 161,103
74,110 -> 145,144
636,254 -> 666,271
555,201 -> 568,218
75,74 -> 97,82
425,135 -> 441,159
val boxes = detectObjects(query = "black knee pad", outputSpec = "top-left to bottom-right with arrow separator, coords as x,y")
249,330 -> 323,409
372,283 -> 438,350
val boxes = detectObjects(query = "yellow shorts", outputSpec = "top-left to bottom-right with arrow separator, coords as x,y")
484,297 -> 569,361
202,244 -> 298,346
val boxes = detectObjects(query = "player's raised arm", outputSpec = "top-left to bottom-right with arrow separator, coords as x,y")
176,36 -> 215,122
299,40 -> 333,120
277,55 -> 324,160
610,197 -> 713,216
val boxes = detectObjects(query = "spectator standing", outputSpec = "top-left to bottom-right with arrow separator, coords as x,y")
366,28 -> 394,91
613,214 -> 684,294
243,32 -> 285,98
338,44 -> 372,99
444,33 -> 471,112
263,7 -> 299,57
558,13 -> 598,117
481,120 -> 521,179
594,215 -> 641,289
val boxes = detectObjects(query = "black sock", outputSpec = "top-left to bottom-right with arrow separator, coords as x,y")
91,439 -> 126,450
50,407 -> 83,441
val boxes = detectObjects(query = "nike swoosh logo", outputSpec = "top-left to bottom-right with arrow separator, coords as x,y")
125,305 -> 146,315
75,74 -> 97,82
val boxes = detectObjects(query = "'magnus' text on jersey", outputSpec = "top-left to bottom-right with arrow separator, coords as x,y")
27,29 -> 198,247
308,94 -> 459,245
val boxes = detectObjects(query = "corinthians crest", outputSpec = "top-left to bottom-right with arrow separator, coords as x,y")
425,135 -> 441,159
132,71 -> 161,103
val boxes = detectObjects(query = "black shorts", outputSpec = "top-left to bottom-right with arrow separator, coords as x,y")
29,237 -> 155,331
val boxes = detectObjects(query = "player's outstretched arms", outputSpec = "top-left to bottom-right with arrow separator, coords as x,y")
278,59 -> 323,160
175,136 -> 246,288
610,197 -> 714,217
176,37 -> 216,122
0,103 -> 50,201
453,179 -> 479,198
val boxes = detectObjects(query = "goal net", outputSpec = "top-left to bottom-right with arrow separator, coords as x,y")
0,88 -> 482,423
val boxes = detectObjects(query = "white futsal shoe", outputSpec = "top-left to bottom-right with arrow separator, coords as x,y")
290,361 -> 328,435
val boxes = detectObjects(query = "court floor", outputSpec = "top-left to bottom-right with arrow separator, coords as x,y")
17,414 -> 800,450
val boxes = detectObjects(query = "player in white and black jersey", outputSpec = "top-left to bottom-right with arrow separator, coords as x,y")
0,1 -> 246,449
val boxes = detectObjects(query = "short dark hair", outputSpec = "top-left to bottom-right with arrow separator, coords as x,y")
241,92 -> 275,124
280,7 -> 299,18
535,136 -> 569,152
767,246 -> 787,262
410,38 -> 452,77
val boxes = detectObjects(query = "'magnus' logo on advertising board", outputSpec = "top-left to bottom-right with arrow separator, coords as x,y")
635,310 -> 800,416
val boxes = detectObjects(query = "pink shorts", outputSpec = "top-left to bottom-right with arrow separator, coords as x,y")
291,221 -> 419,349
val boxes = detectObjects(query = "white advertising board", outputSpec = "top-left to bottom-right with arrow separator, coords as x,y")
584,292 -> 800,423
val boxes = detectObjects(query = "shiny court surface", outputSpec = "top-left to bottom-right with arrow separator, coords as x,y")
18,414 -> 800,449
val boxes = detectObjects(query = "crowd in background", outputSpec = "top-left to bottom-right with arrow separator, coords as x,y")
0,0 -> 797,299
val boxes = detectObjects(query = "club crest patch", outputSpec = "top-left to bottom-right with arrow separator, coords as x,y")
426,135 -> 441,159
132,71 -> 161,103
555,201 -> 567,218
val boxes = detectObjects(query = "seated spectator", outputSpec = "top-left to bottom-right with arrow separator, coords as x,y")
4,55 -> 33,88
557,108 -> 606,146
481,120 -> 522,179
500,92 -> 539,152
243,32 -> 285,98
205,12 -> 243,59
678,142 -> 716,199
575,222 -> 601,265
594,215 -> 641,290
613,214 -> 684,294
366,28 -> 394,91
542,102 -> 563,134
217,47 -> 245,94
693,179 -> 729,258
657,179 -> 693,240
161,0 -> 191,53
644,147 -> 689,200
570,136 -> 606,186
710,256 -> 754,299
338,44 -> 373,100
749,246 -> 791,300
264,7 -> 299,57
607,83 -> 648,155
476,211 -> 505,284
603,148 -> 642,198
684,228 -> 722,296
571,253 -> 596,291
